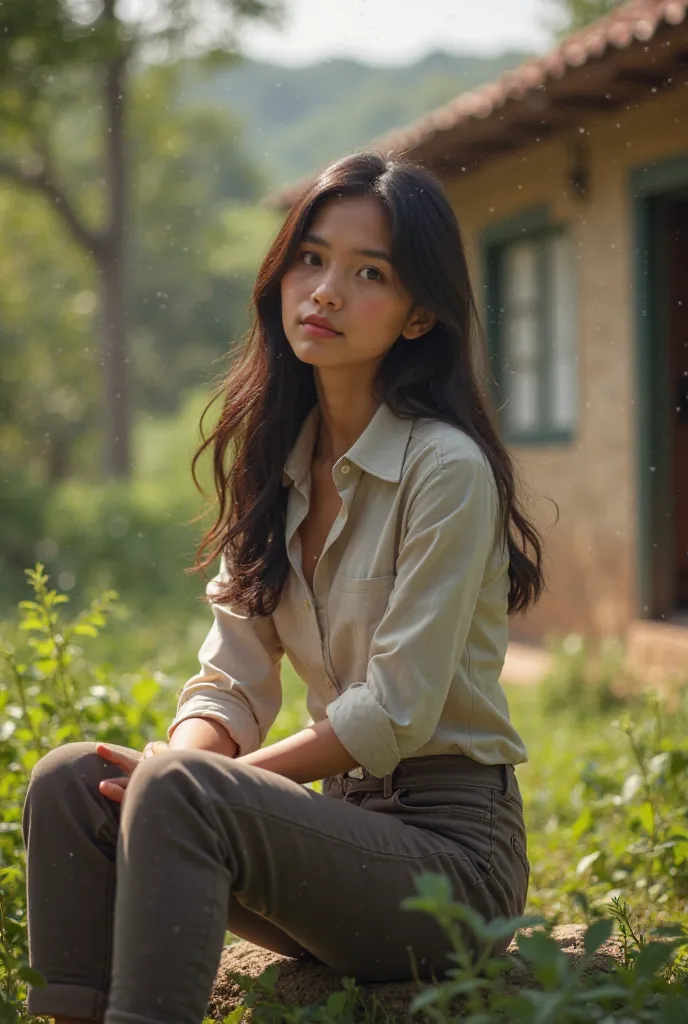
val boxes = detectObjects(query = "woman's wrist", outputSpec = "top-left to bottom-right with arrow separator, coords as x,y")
167,717 -> 239,757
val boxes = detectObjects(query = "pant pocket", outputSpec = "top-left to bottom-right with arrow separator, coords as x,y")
383,785 -> 496,883
511,832 -> 530,884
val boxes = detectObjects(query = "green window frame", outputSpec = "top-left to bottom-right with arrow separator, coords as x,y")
483,206 -> 578,445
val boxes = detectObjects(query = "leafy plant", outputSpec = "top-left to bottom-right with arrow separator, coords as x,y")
563,696 -> 688,933
203,872 -> 688,1024
2,574 -> 688,1023
0,565 -> 172,1021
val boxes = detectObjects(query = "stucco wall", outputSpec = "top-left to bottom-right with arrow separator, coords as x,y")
442,78 -> 688,642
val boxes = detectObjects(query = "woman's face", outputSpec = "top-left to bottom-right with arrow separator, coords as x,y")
280,195 -> 432,374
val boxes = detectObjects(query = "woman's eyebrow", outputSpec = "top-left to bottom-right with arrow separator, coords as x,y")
302,232 -> 392,263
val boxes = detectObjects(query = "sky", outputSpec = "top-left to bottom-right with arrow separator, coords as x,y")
240,0 -> 553,67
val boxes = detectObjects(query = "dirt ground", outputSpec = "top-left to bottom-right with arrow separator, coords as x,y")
207,924 -> 624,1021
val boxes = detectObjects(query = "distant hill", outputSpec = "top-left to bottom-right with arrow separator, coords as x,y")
181,50 -> 531,188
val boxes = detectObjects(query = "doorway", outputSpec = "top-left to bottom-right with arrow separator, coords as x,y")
669,200 -> 688,612
634,168 -> 688,621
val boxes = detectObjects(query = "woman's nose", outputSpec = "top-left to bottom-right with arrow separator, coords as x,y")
311,274 -> 342,310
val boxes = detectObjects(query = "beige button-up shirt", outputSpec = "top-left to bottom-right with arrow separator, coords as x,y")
168,401 -> 528,776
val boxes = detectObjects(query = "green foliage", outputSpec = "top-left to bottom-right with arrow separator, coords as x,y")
564,702 -> 688,930
0,565 -> 174,1023
202,872 -> 688,1023
399,872 -> 688,1022
0,181 -> 99,482
2,579 -> 687,1022
0,0 -> 283,478
0,563 -> 311,1021
0,65 -> 280,482
511,678 -> 688,936
128,65 -> 281,416
204,969 -> 388,1024
538,633 -> 633,721
0,391 -> 207,623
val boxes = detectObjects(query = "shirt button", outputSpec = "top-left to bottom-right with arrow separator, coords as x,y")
340,462 -> 351,475
303,598 -> 311,610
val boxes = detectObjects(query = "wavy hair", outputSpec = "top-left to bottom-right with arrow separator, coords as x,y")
190,152 -> 545,616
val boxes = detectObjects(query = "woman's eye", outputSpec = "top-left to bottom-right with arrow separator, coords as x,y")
358,266 -> 384,282
300,251 -> 322,267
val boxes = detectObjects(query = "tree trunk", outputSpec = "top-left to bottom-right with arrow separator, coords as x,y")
99,47 -> 131,479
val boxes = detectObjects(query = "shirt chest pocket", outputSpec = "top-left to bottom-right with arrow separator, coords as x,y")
328,574 -> 396,681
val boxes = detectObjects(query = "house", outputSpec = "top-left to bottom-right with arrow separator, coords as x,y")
274,0 -> 688,680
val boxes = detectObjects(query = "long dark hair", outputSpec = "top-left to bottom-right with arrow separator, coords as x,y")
190,152 -> 544,616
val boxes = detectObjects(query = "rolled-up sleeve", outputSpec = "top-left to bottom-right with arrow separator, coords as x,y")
326,455 -> 500,777
167,556 -> 284,755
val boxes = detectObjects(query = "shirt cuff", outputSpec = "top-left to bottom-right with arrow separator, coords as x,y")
166,696 -> 260,756
326,683 -> 400,777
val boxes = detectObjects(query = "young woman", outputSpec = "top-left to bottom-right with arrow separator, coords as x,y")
23,153 -> 543,1024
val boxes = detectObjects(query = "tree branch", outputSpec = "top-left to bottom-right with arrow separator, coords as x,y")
0,155 -> 104,257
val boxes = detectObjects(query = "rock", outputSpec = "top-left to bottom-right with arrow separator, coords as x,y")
206,925 -> 624,1021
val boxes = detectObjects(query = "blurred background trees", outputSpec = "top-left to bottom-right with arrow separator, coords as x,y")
0,0 -> 282,478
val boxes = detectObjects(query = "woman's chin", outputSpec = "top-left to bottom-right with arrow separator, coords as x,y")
289,340 -> 345,366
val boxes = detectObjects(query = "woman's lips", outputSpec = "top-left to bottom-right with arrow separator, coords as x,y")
300,321 -> 342,338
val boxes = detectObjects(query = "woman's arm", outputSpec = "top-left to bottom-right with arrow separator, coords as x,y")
167,716 -> 239,757
236,717 -> 357,784
166,711 -> 358,784
167,713 -> 357,784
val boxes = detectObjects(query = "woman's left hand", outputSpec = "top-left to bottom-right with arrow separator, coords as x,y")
96,740 -> 169,806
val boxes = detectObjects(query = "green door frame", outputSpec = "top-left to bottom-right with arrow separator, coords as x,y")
630,153 -> 688,618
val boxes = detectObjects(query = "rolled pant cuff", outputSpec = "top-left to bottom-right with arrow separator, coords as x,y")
27,980 -> 108,1020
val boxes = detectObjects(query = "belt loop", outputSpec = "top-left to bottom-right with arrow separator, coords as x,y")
383,772 -> 393,798
500,764 -> 509,797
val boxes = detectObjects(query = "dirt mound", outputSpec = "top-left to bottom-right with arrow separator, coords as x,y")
207,925 -> 624,1021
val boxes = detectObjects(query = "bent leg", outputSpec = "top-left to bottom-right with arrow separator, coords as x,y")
21,741 -> 325,1021
22,742 -> 139,1021
105,750 -> 493,1024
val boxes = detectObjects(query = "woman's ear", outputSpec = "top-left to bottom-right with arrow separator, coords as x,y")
402,306 -> 437,340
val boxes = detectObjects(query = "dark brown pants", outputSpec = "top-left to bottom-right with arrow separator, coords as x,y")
22,744 -> 529,1024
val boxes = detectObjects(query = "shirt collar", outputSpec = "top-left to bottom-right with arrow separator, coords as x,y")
282,401 -> 414,488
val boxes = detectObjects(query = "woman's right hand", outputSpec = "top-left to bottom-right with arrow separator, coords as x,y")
96,741 -> 169,805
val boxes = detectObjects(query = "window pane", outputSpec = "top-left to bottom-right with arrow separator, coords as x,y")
503,241 -> 541,433
509,309 -> 539,359
505,242 -> 538,306
507,366 -> 539,431
547,234 -> 577,431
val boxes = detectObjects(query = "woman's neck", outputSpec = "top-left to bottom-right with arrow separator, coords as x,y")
314,378 -> 380,465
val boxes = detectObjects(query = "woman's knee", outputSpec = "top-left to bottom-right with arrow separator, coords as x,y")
29,741 -> 102,789
28,741 -> 135,798
126,747 -> 214,791
124,747 -> 242,806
